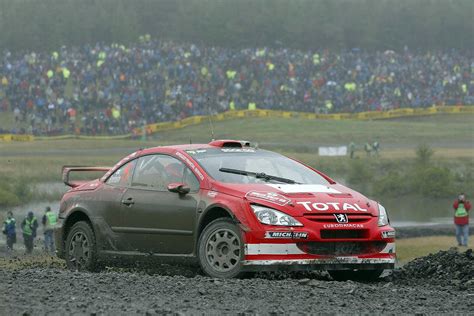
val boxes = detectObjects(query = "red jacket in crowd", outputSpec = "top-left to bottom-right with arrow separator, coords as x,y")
453,200 -> 471,225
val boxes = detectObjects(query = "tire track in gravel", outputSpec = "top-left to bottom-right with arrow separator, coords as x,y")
0,265 -> 472,315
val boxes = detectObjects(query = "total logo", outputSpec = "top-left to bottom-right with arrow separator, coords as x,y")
297,201 -> 368,212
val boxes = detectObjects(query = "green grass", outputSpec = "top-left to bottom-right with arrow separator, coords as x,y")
0,254 -> 65,270
2,113 -> 473,148
156,113 -> 474,146
0,113 -> 472,206
0,155 -> 121,182
0,114 -> 472,184
0,139 -> 157,152
396,236 -> 464,264
0,148 -> 470,186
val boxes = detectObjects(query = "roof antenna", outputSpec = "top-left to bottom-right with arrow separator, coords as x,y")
207,98 -> 215,141
208,115 -> 215,141
189,138 -> 192,144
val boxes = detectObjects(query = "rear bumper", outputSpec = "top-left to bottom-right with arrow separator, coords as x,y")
54,218 -> 66,259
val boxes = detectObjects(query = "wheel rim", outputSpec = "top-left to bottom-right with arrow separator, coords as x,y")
205,228 -> 241,272
68,231 -> 91,270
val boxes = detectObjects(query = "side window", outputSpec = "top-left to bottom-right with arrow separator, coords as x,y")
106,160 -> 136,187
131,155 -> 200,192
183,167 -> 200,192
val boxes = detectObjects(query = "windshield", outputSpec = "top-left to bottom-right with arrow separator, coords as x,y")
189,148 -> 330,185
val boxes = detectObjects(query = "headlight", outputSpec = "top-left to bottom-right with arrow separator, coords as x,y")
251,205 -> 303,226
378,203 -> 389,226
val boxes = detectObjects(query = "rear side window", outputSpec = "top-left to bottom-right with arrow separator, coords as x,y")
106,160 -> 136,187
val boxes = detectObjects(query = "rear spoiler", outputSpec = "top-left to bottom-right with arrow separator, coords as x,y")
62,166 -> 111,188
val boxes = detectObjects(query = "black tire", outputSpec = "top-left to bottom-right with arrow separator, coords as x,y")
329,269 -> 384,282
198,218 -> 244,278
65,221 -> 99,272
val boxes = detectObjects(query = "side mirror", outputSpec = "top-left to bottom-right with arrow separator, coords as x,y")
167,183 -> 191,195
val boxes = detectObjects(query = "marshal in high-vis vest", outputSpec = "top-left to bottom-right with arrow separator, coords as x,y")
453,193 -> 471,247
42,206 -> 58,254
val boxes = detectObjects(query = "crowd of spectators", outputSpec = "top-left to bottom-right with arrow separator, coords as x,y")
0,37 -> 472,136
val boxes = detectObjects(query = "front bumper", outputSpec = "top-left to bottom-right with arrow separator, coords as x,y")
242,258 -> 394,272
241,241 -> 395,271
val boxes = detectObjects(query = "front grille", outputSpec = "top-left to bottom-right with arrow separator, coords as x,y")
297,241 -> 386,256
320,229 -> 368,239
304,214 -> 372,223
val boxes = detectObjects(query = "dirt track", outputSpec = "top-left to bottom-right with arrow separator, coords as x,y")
0,267 -> 471,315
1,249 -> 473,315
1,229 -> 473,314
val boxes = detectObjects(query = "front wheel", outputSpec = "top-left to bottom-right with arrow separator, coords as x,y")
65,221 -> 98,271
329,269 -> 384,281
198,218 -> 244,278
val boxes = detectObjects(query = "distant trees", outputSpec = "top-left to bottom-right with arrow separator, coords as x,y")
1,0 -> 472,51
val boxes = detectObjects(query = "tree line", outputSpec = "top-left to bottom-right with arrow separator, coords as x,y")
1,0 -> 472,51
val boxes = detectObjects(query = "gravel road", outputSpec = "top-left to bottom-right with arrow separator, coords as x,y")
1,249 -> 473,315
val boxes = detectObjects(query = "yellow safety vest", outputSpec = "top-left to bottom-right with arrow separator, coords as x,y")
23,217 -> 37,236
62,68 -> 70,79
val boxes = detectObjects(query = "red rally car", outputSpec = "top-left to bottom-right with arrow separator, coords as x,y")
55,140 -> 395,280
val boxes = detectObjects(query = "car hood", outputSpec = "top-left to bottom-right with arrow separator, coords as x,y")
211,182 -> 378,217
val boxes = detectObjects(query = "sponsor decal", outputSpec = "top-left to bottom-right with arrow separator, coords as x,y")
297,201 -> 368,212
207,191 -> 218,198
266,184 -> 341,194
221,148 -> 256,153
334,213 -> 348,223
323,223 -> 364,228
175,151 -> 205,180
185,149 -> 207,155
381,231 -> 396,239
265,231 -> 308,239
246,191 -> 291,206
194,168 -> 204,181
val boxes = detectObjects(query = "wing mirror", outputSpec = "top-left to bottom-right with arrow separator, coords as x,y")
167,183 -> 191,195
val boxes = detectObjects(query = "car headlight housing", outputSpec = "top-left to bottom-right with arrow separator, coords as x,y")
251,205 -> 303,226
378,203 -> 389,226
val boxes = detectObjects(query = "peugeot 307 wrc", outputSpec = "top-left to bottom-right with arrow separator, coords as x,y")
55,140 -> 395,279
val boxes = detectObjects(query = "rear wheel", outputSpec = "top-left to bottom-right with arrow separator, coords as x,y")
329,269 -> 384,281
198,218 -> 244,278
65,221 -> 98,271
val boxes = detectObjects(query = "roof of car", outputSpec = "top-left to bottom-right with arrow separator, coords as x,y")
139,140 -> 253,155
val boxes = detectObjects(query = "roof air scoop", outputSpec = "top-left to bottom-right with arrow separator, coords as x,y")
209,140 -> 251,148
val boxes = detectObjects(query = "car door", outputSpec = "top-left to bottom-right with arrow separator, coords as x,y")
120,154 -> 200,254
94,159 -> 137,251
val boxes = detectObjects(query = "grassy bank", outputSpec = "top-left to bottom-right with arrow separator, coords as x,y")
0,149 -> 471,207
396,236 -> 463,264
0,114 -> 472,207
156,113 -> 474,146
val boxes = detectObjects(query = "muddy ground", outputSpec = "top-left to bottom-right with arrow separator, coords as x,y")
0,248 -> 473,315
